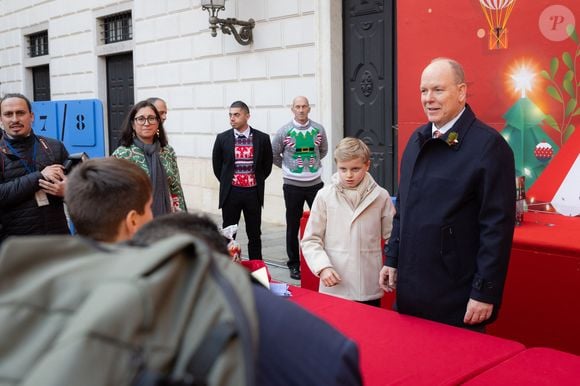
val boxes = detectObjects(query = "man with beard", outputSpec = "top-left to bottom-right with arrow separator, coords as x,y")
0,93 -> 70,243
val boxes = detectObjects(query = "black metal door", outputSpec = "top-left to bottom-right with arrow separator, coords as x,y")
343,0 -> 397,193
106,53 -> 134,153
32,65 -> 51,101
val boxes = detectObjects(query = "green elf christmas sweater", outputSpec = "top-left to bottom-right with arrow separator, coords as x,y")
272,119 -> 328,187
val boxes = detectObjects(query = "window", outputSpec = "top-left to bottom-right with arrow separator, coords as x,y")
102,12 -> 132,44
28,30 -> 49,57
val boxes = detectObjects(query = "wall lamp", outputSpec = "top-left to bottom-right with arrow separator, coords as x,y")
201,0 -> 255,46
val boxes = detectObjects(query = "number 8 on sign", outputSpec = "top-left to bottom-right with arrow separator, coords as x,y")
76,114 -> 86,130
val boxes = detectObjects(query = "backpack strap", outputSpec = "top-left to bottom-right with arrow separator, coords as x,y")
131,246 -> 256,386
175,250 -> 256,386
0,137 -> 8,176
183,320 -> 237,385
35,135 -> 57,164
205,255 -> 256,385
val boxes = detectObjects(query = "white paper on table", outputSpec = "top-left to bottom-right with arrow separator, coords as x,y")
551,154 -> 580,216
269,282 -> 291,297
251,267 -> 270,289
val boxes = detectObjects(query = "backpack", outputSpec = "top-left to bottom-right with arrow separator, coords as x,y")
0,234 -> 258,386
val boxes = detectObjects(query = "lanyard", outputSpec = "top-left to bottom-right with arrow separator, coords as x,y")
3,138 -> 38,174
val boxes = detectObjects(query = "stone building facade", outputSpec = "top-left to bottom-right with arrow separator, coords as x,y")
0,0 -> 345,224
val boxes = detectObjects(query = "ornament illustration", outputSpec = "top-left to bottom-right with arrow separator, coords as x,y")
534,142 -> 554,162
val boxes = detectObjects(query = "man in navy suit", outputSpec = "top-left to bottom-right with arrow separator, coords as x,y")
379,58 -> 516,329
212,101 -> 273,260
252,284 -> 362,386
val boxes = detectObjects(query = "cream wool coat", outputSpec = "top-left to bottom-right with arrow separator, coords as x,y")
301,173 -> 395,301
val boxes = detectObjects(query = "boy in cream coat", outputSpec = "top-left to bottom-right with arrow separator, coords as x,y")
301,138 -> 395,306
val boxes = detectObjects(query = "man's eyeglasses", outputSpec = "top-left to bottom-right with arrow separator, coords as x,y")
134,116 -> 159,125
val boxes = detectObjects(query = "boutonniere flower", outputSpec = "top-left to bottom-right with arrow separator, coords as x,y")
446,131 -> 459,147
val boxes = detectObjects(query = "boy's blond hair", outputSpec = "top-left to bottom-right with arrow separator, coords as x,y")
334,137 -> 371,163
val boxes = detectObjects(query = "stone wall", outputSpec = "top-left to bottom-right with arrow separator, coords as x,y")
0,0 -> 344,224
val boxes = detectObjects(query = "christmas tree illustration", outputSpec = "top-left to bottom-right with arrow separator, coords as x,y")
500,67 -> 559,190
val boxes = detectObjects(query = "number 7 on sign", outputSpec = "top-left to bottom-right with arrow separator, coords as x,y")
39,115 -> 48,131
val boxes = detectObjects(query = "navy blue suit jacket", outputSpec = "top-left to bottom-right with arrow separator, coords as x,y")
385,105 -> 516,327
212,128 -> 273,209
252,285 -> 362,386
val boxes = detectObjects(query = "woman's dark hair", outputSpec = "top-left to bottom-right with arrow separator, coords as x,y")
118,100 -> 168,147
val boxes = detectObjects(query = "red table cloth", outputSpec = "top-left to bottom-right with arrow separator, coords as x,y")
488,211 -> 580,355
511,211 -> 580,255
463,348 -> 580,385
301,210 -> 580,355
290,286 -> 524,386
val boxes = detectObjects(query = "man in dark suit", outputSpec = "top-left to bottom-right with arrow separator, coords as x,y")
212,101 -> 273,260
379,58 -> 516,329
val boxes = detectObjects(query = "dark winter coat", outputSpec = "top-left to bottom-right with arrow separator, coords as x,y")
0,133 -> 70,242
385,105 -> 516,327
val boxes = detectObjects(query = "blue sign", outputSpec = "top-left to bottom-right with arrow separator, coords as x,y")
31,99 -> 106,159
31,102 -> 59,139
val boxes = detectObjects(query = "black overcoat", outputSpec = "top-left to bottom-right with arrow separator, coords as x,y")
385,105 -> 516,327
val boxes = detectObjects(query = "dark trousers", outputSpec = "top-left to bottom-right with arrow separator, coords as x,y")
283,182 -> 323,269
222,186 -> 263,260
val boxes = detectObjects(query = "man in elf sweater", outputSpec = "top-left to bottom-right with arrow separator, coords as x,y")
272,96 -> 328,280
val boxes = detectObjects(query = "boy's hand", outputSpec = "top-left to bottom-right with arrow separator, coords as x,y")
319,267 -> 341,287
379,266 -> 397,292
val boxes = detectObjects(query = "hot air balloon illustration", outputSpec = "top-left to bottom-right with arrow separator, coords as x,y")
479,0 -> 517,50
